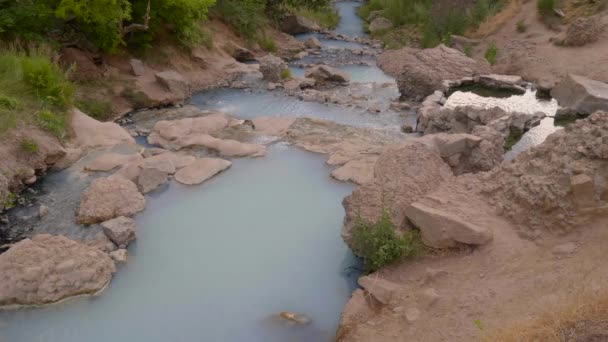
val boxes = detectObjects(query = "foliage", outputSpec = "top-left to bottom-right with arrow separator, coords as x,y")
76,98 -> 112,121
537,0 -> 555,15
516,19 -> 527,32
214,0 -> 267,41
484,42 -> 498,65
0,48 -> 73,138
20,139 -> 39,153
258,36 -> 278,52
280,68 -> 291,79
288,5 -> 339,29
352,211 -> 423,273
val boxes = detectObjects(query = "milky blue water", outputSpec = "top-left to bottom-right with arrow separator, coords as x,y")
0,146 -> 360,342
334,2 -> 366,37
290,64 -> 395,84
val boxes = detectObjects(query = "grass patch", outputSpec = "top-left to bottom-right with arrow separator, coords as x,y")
288,5 -> 339,29
75,98 -> 112,121
20,138 -> 38,154
280,68 -> 291,80
504,127 -> 523,150
352,211 -> 424,273
484,42 -> 499,65
258,36 -> 277,53
537,0 -> 556,15
516,19 -> 527,32
0,47 -> 74,138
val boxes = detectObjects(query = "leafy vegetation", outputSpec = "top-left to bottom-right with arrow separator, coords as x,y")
484,42 -> 498,65
537,0 -> 556,15
0,48 -> 73,138
75,98 -> 112,121
352,211 -> 424,273
280,68 -> 291,79
20,138 -> 39,153
357,0 -> 505,49
258,36 -> 278,52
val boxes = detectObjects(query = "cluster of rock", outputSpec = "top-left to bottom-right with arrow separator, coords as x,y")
378,45 -> 491,100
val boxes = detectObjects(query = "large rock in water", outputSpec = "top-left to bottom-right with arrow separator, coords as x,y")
174,158 -> 232,185
305,64 -> 350,85
551,74 -> 608,114
0,234 -> 115,307
258,54 -> 288,83
342,142 -> 454,252
378,44 -> 491,99
280,14 -> 320,34
78,177 -> 146,224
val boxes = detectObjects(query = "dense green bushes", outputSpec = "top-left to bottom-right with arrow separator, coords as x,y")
0,0 -> 216,51
0,48 -> 74,138
352,211 -> 424,273
358,0 -> 505,48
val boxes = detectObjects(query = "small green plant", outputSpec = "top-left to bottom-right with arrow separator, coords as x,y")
36,109 -> 67,139
20,138 -> 38,154
2,193 -> 16,210
474,319 -> 485,331
352,211 -> 424,273
464,45 -> 473,57
516,19 -> 527,33
504,128 -> 523,150
484,42 -> 499,65
280,68 -> 291,80
0,95 -> 19,110
537,0 -> 555,15
76,98 -> 112,121
258,36 -> 277,53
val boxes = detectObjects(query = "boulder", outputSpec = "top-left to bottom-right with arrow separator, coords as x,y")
155,70 -> 191,100
342,142 -> 454,251
101,216 -> 136,248
405,202 -> 493,248
305,64 -> 350,85
110,249 -> 128,264
368,17 -> 393,33
0,235 -> 115,307
558,15 -> 606,47
304,37 -> 321,50
78,177 -> 146,224
551,74 -> 608,114
378,44 -> 491,100
129,59 -> 145,76
85,153 -> 143,172
174,158 -> 232,185
258,54 -> 288,83
71,109 -> 135,149
358,276 -> 401,305
137,168 -> 168,194
280,14 -> 320,34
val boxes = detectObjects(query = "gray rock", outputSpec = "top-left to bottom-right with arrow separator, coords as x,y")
304,37 -> 321,50
137,168 -> 168,194
305,64 -> 350,84
129,59 -> 145,76
259,55 -> 288,83
551,74 -> 608,114
101,216 -> 136,248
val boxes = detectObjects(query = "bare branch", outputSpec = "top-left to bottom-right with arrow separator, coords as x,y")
122,0 -> 151,36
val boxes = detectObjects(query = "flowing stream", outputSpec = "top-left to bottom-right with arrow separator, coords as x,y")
0,2 -> 566,341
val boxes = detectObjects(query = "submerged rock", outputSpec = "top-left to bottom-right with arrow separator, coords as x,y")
0,234 -> 115,307
279,311 -> 312,325
174,158 -> 232,185
78,177 -> 146,224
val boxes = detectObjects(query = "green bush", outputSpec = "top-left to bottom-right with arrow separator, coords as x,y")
258,36 -> 278,52
36,109 -> 67,138
280,68 -> 291,79
76,98 -> 112,121
484,42 -> 498,65
537,0 -> 555,15
516,19 -> 527,32
214,0 -> 266,41
352,211 -> 423,273
20,138 -> 38,153
20,54 -> 74,109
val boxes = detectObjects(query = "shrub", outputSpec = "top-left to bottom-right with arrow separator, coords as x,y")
422,9 -> 469,48
213,0 -> 266,41
258,36 -> 277,52
36,109 -> 67,138
516,19 -> 527,32
537,0 -> 555,15
20,138 -> 38,153
0,95 -> 19,110
484,42 -> 498,65
76,98 -> 112,121
280,68 -> 291,79
20,54 -> 74,109
352,211 -> 424,273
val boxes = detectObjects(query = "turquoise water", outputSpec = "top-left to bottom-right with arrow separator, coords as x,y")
334,2 -> 366,37
0,146 -> 360,342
